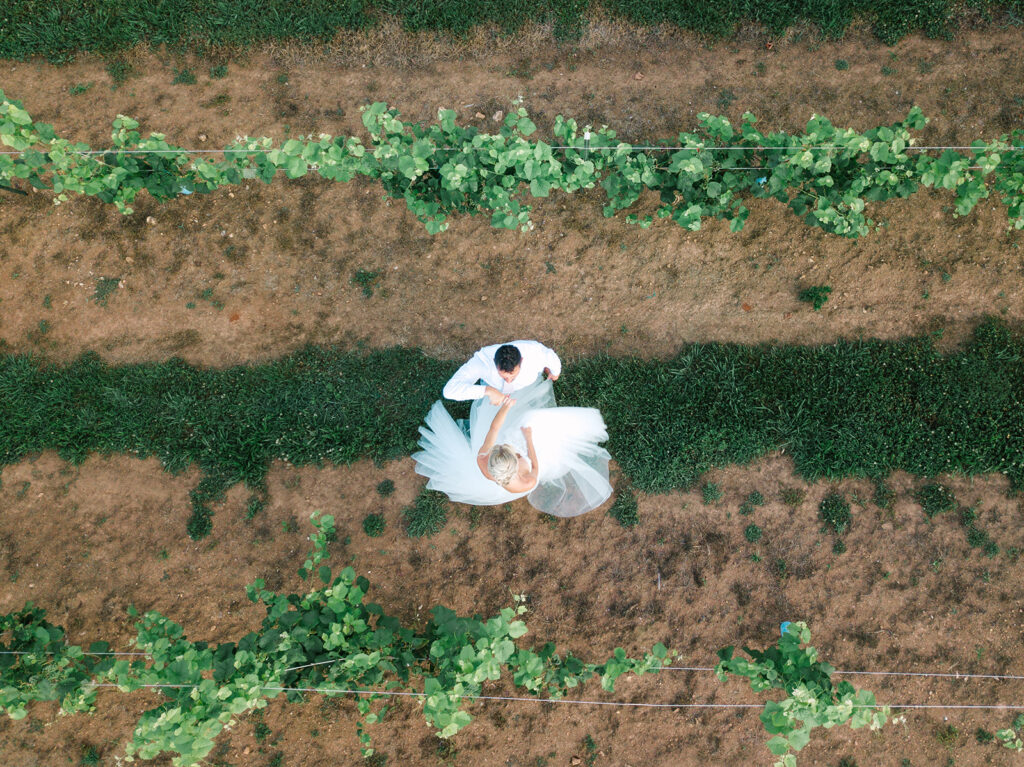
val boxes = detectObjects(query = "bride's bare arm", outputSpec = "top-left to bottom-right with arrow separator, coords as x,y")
476,396 -> 514,479
521,426 -> 539,484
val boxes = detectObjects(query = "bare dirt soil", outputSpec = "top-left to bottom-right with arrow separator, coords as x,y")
1,21 -> 1023,767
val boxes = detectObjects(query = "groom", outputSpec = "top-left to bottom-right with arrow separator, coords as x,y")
443,340 -> 561,405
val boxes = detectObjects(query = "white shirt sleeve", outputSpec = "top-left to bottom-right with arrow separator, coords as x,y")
541,344 -> 562,378
443,355 -> 491,401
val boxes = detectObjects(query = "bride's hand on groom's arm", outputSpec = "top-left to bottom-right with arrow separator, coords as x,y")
485,386 -> 506,405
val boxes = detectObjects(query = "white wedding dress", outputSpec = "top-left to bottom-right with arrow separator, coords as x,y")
412,378 -> 613,517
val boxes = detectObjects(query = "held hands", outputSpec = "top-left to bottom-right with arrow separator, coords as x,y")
485,386 -> 506,406
543,367 -> 559,381
521,425 -> 533,439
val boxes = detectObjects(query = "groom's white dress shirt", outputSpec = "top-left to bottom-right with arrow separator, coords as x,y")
442,340 -> 562,401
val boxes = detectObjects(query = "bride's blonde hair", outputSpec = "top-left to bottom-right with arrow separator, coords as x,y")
487,444 -> 519,486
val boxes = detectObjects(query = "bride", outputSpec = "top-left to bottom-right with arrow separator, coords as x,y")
412,378 -> 613,517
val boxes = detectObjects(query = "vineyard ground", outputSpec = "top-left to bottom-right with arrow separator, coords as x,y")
1,22 -> 1024,767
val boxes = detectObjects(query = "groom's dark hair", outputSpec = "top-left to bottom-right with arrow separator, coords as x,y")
494,344 -> 522,372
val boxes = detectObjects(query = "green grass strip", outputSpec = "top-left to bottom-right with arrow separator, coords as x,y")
2,0 -> 1022,62
1,320 -> 1021,538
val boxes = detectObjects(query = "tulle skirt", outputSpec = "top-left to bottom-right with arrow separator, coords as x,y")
412,378 -> 613,517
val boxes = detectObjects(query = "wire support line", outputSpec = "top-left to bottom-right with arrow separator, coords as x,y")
0,650 -> 150,656
84,681 -> 1024,711
661,666 -> 1024,681
838,670 -> 1024,681
1,144 -> 1022,157
7,651 -> 1024,682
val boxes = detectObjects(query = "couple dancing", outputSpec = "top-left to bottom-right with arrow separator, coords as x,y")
413,340 -> 613,517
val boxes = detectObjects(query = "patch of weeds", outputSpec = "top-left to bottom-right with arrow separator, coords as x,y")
740,490 -> 764,514
608,487 -> 639,528
267,752 -> 283,767
210,64 -> 228,79
780,486 -> 805,508
92,277 -> 121,306
717,88 -> 736,110
836,758 -> 857,767
42,294 -> 51,308
376,479 -> 395,497
774,558 -> 788,579
754,62 -> 766,76
582,735 -> 598,767
819,491 -> 851,534
157,548 -> 169,560
105,60 -> 134,87
366,753 -> 389,767
935,724 -> 959,748
832,539 -> 847,554
701,482 -> 722,504
960,505 -> 998,556
80,745 -> 101,766
197,286 -> 224,310
872,479 -> 895,510
976,727 -> 995,744
507,59 -> 534,79
69,82 -> 93,96
798,285 -> 832,311
276,72 -> 290,84
201,92 -> 231,108
403,488 -> 448,538
245,493 -> 266,519
253,719 -> 272,743
172,68 -> 197,85
281,518 -> 297,533
545,260 -> 556,274
363,513 -> 386,537
915,482 -> 955,519
881,65 -> 896,76
834,59 -> 850,70
435,737 -> 457,760
351,269 -> 381,298
744,524 -> 762,542
319,695 -> 344,720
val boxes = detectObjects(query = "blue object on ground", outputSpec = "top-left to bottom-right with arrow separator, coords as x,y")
780,621 -> 792,637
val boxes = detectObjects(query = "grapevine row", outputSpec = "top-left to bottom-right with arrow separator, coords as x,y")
2,91 -> 1023,237
0,513 -> 885,767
